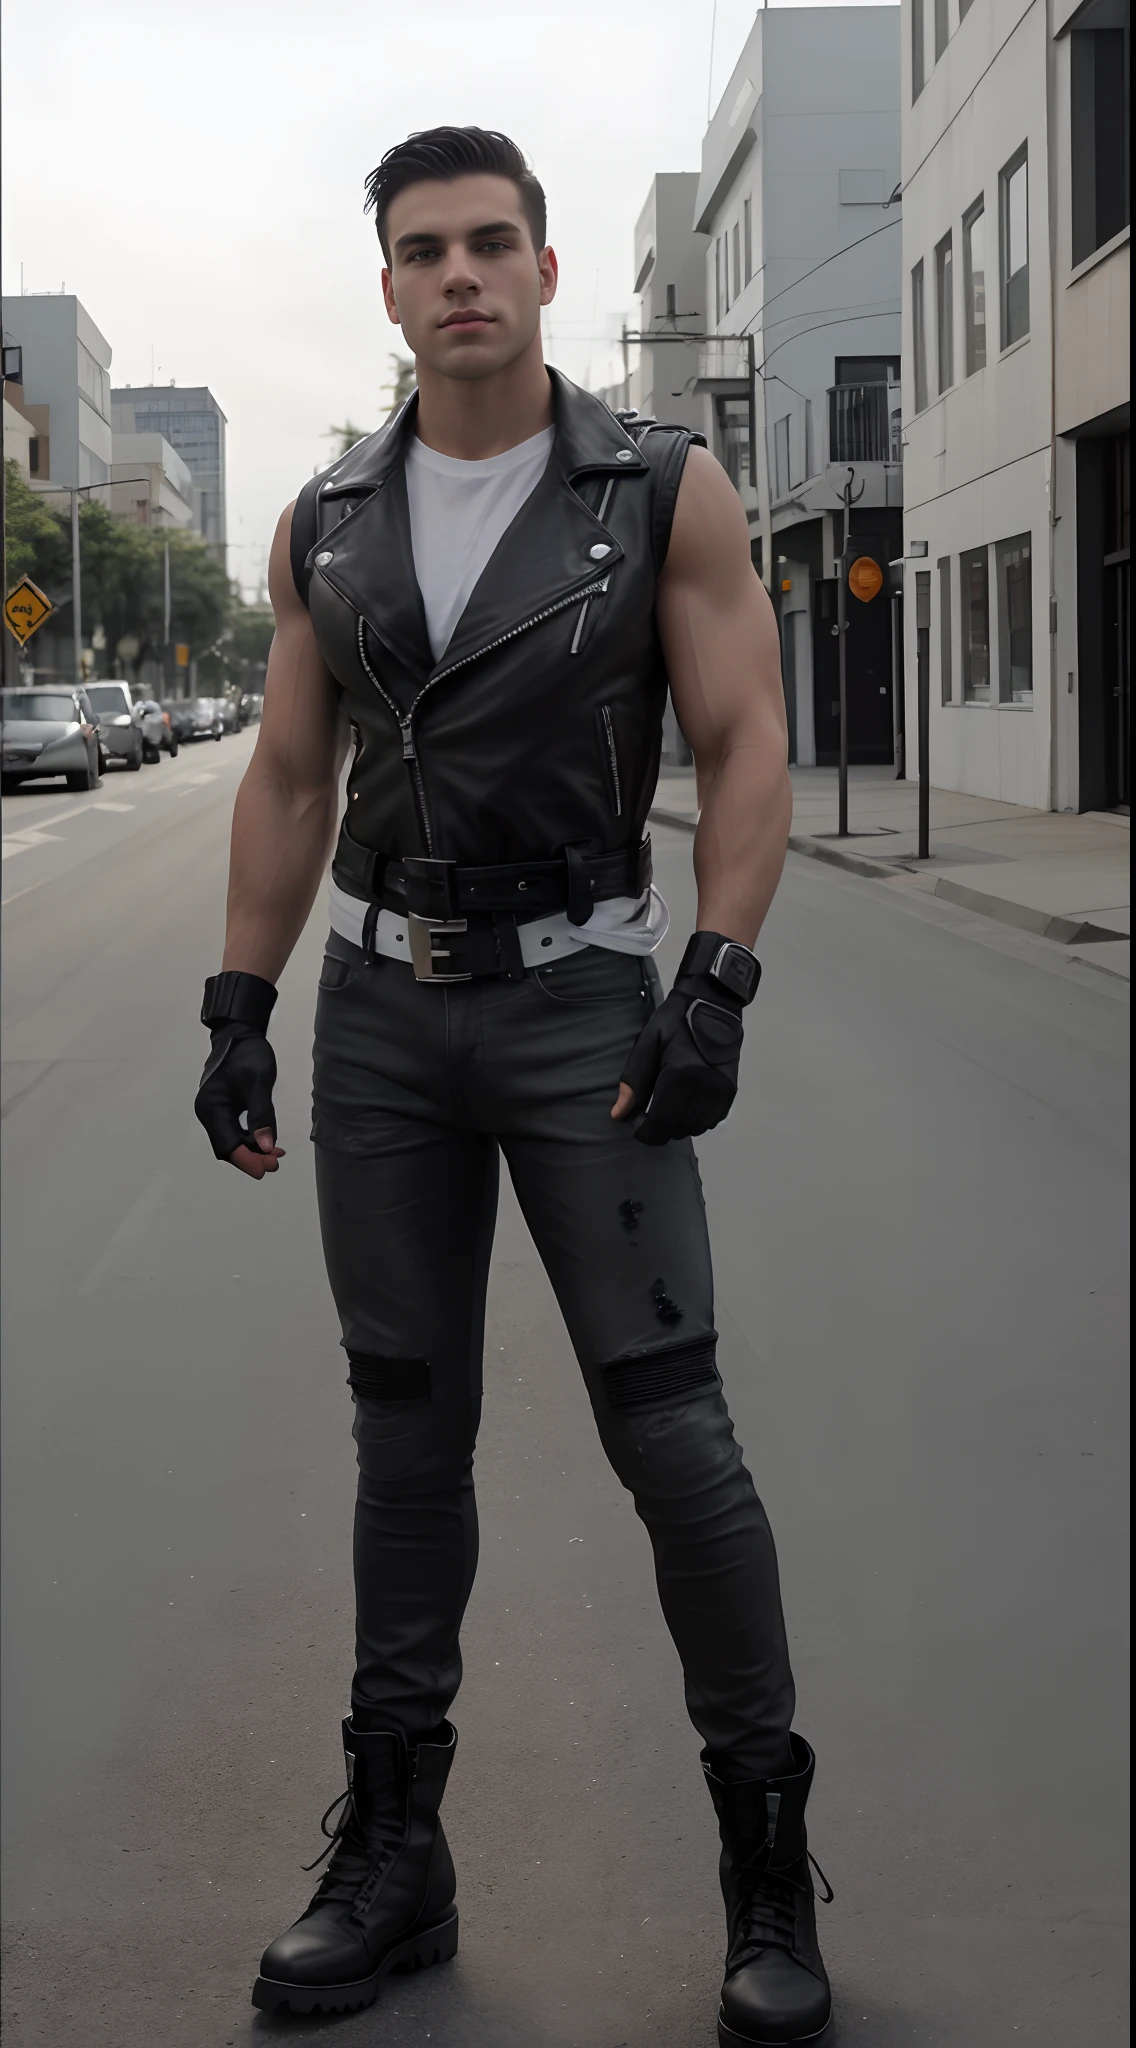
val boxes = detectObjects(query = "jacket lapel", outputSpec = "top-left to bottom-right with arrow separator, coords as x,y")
309,369 -> 651,685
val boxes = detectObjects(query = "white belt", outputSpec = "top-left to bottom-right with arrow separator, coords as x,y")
327,877 -> 669,971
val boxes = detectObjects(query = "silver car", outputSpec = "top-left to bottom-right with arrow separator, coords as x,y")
1,686 -> 103,793
82,681 -> 158,770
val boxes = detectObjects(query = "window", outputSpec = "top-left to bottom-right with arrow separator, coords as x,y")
912,260 -> 928,413
912,0 -> 925,100
29,436 -> 40,474
774,415 -> 791,499
733,222 -> 742,299
996,533 -> 1033,701
716,397 -> 751,493
938,556 -> 953,703
743,197 -> 753,284
934,0 -> 949,63
962,198 -> 987,373
715,238 -> 722,322
1071,1 -> 1131,266
805,398 -> 816,478
834,356 -> 901,384
999,147 -> 1029,346
935,231 -> 954,392
960,546 -> 991,701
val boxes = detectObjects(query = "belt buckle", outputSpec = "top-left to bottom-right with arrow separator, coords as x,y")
407,913 -> 471,982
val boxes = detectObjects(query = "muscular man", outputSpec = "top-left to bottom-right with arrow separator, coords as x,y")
195,126 -> 832,2046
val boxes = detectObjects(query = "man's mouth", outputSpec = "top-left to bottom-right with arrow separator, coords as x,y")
440,311 -> 493,329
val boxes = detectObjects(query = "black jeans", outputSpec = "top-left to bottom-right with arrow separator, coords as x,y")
312,931 -> 795,1778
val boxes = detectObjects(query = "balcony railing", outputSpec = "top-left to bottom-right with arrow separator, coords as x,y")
827,382 -> 902,465
696,338 -> 750,387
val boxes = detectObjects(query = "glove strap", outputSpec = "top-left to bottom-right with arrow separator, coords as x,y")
677,931 -> 761,1006
201,970 -> 278,1034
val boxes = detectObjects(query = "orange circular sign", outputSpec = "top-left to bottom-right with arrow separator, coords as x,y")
848,555 -> 884,603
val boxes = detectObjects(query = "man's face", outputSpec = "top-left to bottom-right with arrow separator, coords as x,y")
381,173 -> 557,381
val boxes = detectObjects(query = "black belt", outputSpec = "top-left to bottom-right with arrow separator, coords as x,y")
332,835 -> 653,929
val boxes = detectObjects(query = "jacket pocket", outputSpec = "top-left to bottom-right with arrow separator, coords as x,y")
569,574 -> 609,657
595,703 -> 623,818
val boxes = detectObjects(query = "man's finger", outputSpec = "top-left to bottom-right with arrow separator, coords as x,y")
610,1082 -> 636,1120
230,1141 -> 284,1178
254,1127 -> 283,1154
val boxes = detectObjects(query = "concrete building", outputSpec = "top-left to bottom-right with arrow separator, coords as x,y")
692,6 -> 904,767
1051,0 -> 1130,812
109,432 -> 195,529
900,0 -> 1128,813
110,383 -> 228,556
627,173 -> 709,434
1,294 -> 113,488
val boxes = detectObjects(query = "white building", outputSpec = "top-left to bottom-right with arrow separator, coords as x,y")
900,0 -> 1129,812
693,6 -> 904,767
0,294 -> 113,488
109,432 -> 195,529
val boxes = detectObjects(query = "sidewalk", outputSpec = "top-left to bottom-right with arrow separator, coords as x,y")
651,764 -> 1131,981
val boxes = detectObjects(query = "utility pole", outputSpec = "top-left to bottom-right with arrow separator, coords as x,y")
836,466 -> 865,838
163,540 -> 172,696
620,323 -> 631,411
71,489 -> 83,685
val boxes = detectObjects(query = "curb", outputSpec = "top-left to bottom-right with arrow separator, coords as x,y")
650,809 -> 1129,952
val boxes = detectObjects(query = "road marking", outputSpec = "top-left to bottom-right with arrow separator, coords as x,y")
2,832 -> 63,859
91,801 -> 135,813
2,877 -> 50,906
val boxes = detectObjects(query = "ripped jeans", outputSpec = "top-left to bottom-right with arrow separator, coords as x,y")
312,930 -> 795,1778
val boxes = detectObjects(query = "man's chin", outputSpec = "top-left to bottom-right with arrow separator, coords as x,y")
418,332 -> 531,382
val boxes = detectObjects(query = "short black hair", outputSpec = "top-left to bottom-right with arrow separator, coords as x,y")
364,126 -> 547,262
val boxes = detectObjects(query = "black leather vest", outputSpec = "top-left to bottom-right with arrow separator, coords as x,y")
297,370 -> 701,884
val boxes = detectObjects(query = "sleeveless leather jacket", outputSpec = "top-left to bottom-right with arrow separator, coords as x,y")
296,369 -> 701,886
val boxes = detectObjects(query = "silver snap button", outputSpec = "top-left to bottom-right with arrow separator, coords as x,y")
589,543 -> 611,559
315,550 -> 333,567
518,880 -> 528,890
616,450 -> 634,462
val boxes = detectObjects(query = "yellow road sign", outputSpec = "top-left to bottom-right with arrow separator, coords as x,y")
175,643 -> 190,668
4,576 -> 54,646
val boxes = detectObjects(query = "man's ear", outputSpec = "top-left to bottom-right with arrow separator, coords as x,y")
538,244 -> 558,308
381,266 -> 400,325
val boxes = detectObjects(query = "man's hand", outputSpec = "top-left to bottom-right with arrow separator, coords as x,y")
611,933 -> 757,1146
195,970 -> 285,1180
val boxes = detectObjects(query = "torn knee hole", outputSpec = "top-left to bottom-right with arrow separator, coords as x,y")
346,1352 -> 431,1402
600,1332 -> 719,1410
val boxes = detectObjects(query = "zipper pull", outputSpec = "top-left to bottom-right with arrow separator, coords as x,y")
400,719 -> 416,761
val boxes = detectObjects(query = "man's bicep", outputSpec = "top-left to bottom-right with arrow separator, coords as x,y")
657,450 -> 785,760
255,502 -> 344,786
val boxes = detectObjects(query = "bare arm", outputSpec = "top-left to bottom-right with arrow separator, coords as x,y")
655,445 -> 792,947
221,502 -> 348,981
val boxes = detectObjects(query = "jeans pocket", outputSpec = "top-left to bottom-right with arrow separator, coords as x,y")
534,948 -> 647,1006
318,952 -> 362,993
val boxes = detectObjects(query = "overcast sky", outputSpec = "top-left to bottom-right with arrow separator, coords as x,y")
2,0 -> 895,597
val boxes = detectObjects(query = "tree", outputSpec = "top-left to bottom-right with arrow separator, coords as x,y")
325,421 -> 373,460
4,459 -> 70,597
229,603 -> 275,666
380,353 -> 416,416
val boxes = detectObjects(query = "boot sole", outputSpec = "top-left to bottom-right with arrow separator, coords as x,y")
717,2007 -> 832,2048
250,1907 -> 458,2015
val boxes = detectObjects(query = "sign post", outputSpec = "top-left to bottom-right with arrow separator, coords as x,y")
835,468 -> 866,837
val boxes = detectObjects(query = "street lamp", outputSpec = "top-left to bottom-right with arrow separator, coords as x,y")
30,476 -> 149,683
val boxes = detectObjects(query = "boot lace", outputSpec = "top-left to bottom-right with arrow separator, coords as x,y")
729,1847 -> 834,1977
300,1784 -> 399,1919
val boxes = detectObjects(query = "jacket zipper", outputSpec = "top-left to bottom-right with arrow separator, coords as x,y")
355,579 -> 610,854
598,703 -> 622,816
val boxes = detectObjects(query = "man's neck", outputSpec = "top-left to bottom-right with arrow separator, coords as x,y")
413,338 -> 553,461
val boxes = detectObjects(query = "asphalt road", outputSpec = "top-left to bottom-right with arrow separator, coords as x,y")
2,732 -> 1129,2048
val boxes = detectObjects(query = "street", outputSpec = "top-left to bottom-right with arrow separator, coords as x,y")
1,729 -> 1128,2048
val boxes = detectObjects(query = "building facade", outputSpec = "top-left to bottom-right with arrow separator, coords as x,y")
900,0 -> 1129,812
1,294 -> 113,488
693,6 -> 904,766
110,384 -> 228,557
109,432 -> 195,529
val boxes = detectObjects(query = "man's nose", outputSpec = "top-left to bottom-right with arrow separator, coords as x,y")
441,248 -> 481,295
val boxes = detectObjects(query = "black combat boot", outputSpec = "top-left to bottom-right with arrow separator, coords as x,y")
703,1733 -> 833,2046
252,1720 -> 459,2015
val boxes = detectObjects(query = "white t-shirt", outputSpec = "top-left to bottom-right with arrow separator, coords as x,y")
328,427 -> 667,959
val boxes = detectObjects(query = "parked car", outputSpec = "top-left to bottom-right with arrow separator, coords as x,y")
82,681 -> 152,770
1,686 -> 103,793
217,692 -> 242,735
133,696 -> 178,758
168,697 -> 224,743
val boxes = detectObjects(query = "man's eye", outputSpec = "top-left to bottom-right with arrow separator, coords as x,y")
478,240 -> 509,253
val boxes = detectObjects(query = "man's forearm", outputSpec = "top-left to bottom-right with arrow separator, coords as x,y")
692,738 -> 792,949
221,763 -> 340,983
